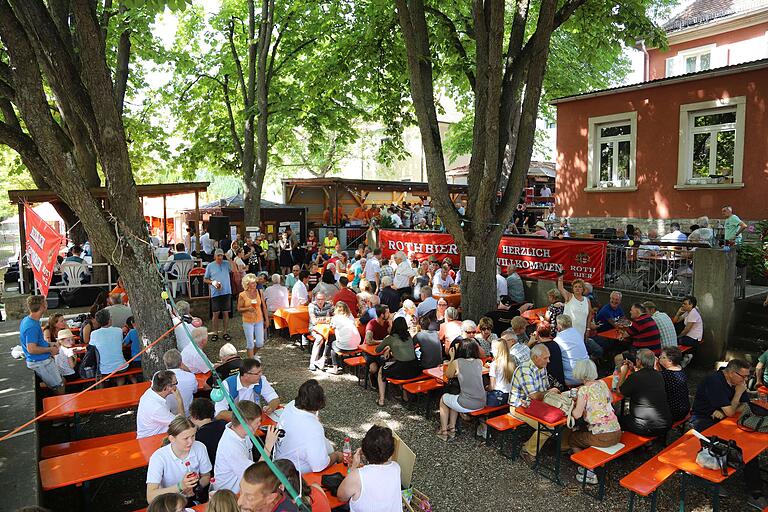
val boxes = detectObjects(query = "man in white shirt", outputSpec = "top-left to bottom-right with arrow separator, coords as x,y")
673,295 -> 704,347
540,184 -> 552,197
214,358 -> 280,421
172,300 -> 194,352
263,274 -> 289,314
214,400 -> 264,493
200,229 -> 215,258
661,222 -> 688,242
553,314 -> 589,387
364,249 -> 381,292
392,251 -> 416,296
181,326 -> 210,374
495,267 -> 507,301
290,270 -> 310,307
388,207 -> 403,228
162,349 -> 198,416
137,371 -> 183,438
273,379 -> 343,474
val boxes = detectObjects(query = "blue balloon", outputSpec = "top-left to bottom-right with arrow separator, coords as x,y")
210,386 -> 226,402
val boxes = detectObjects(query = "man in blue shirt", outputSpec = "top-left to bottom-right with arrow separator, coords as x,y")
20,296 -> 64,394
594,291 -> 625,332
89,309 -> 132,385
204,249 -> 232,342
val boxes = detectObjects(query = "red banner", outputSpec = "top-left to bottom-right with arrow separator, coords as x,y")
24,204 -> 64,296
379,229 -> 607,287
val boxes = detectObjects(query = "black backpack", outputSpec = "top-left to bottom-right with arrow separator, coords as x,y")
78,345 -> 100,380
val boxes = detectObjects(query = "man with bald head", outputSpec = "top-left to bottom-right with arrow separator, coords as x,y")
509,344 -> 561,465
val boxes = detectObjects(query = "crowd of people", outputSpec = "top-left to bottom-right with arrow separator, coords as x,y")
16,200 -> 768,511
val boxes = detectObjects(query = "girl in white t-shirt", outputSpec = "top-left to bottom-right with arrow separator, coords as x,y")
146,416 -> 212,505
327,302 -> 362,374
487,339 -> 515,406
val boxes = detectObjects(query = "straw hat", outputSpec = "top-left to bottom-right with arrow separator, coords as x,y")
56,329 -> 74,341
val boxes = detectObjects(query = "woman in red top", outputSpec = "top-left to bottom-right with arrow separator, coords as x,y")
304,230 -> 318,266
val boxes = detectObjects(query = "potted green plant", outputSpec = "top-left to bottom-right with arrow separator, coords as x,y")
737,220 -> 768,286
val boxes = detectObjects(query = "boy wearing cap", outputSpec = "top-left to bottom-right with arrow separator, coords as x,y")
204,248 -> 232,341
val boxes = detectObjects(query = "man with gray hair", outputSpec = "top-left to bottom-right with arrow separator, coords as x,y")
89,308 -> 132,384
439,307 -> 464,353
510,343 -> 561,466
553,314 -> 588,386
263,273 -> 289,316
688,216 -> 714,246
163,348 -> 198,416
617,348 -> 672,437
642,301 -> 677,349
377,275 -> 402,314
393,250 -> 416,297
172,300 -> 194,352
416,285 -> 437,317
506,264 -> 525,304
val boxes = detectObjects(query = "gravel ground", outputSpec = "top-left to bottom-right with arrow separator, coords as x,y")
39,316 -> 759,512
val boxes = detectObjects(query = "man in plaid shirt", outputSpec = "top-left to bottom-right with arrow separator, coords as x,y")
509,344 -> 561,465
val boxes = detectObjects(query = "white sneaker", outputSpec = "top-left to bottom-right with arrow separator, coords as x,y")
576,470 -> 598,485
476,423 -> 488,438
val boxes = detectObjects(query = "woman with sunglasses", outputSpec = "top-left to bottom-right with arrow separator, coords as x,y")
146,416 -> 212,505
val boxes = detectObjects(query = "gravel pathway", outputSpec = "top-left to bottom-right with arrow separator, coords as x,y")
40,318 -> 757,512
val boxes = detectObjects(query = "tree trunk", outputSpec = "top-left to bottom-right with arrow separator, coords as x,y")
114,248 -> 170,375
458,236 -> 501,321
242,171 -> 263,227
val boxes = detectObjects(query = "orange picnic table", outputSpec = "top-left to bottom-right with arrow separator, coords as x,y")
423,363 -> 489,382
314,323 -> 333,341
304,462 -> 348,509
39,433 -> 164,490
597,327 -> 622,340
42,381 -> 150,421
195,371 -> 211,388
515,400 -> 568,485
433,291 -> 461,308
658,416 -> 768,510
273,306 -> 310,335
521,307 -> 548,325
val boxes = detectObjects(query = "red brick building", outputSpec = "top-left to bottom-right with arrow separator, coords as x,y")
553,0 -> 768,232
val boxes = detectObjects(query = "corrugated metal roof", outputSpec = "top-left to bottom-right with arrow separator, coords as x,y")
663,0 -> 768,32
550,57 -> 768,104
199,193 -> 288,210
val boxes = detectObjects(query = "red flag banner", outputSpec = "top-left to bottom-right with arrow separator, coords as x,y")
378,229 -> 608,287
24,204 -> 64,296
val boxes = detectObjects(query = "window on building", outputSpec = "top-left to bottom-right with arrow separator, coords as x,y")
587,112 -> 637,190
677,97 -> 746,188
665,44 -> 717,77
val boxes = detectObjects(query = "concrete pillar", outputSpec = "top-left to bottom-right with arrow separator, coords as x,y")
692,248 -> 737,365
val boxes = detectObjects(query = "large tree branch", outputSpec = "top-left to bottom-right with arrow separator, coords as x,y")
113,3 -> 131,116
495,0 -> 559,239
229,18 -> 249,107
223,74 -> 243,161
269,36 -> 318,84
394,0 -> 463,244
0,119 -> 52,187
424,6 -> 475,91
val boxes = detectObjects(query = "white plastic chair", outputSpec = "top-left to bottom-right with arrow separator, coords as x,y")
168,259 -> 195,298
59,262 -> 89,292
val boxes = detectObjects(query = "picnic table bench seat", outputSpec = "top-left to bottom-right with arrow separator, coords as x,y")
41,431 -> 136,459
39,367 -> 143,388
402,378 -> 445,418
619,429 -> 696,512
486,413 -> 526,458
570,431 -> 656,500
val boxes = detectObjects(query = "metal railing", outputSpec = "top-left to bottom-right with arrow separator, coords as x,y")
604,242 -> 695,299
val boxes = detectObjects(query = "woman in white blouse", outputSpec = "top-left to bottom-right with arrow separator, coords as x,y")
146,416 -> 212,504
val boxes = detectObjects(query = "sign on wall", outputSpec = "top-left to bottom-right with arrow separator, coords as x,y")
378,229 -> 608,287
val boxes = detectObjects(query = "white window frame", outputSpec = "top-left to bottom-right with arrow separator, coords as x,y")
586,111 -> 637,192
676,96 -> 746,190
665,44 -> 716,77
